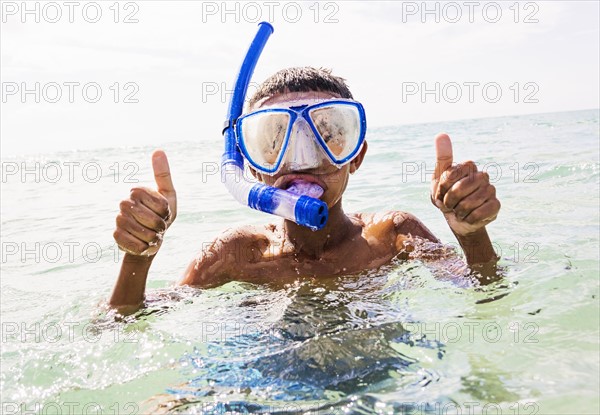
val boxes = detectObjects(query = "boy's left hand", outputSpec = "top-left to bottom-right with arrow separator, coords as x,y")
430,133 -> 500,236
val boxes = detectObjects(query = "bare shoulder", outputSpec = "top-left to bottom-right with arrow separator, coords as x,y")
353,210 -> 439,242
211,224 -> 273,248
179,224 -> 277,287
391,211 -> 439,242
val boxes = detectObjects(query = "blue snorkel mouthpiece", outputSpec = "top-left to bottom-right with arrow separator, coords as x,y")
221,22 -> 328,230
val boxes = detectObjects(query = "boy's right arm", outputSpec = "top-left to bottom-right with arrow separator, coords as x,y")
109,150 -> 177,314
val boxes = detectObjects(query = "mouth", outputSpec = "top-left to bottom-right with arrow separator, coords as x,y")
273,173 -> 327,199
274,173 -> 328,191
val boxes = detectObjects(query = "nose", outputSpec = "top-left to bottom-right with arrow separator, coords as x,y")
281,118 -> 325,171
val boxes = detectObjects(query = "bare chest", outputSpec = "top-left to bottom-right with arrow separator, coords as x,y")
235,235 -> 405,282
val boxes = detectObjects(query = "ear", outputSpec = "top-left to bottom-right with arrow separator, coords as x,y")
349,141 -> 368,174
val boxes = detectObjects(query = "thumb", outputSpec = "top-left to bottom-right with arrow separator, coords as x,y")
152,149 -> 175,198
433,133 -> 453,181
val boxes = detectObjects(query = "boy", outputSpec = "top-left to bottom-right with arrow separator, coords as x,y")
109,67 -> 500,315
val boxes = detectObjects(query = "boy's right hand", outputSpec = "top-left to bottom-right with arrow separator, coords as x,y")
113,150 -> 177,256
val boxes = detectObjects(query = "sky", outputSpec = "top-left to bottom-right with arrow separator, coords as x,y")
1,0 -> 599,155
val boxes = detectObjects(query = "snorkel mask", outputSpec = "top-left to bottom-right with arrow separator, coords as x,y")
237,98 -> 367,176
221,22 -> 366,230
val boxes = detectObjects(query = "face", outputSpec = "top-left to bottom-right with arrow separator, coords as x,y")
249,91 -> 368,209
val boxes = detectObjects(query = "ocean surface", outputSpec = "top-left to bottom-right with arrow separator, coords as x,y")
1,109 -> 599,414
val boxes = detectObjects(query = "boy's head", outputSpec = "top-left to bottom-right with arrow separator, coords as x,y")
242,67 -> 368,209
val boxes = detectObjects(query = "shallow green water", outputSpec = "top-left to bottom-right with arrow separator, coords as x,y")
1,109 -> 598,414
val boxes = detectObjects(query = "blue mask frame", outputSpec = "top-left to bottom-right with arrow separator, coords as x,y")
236,99 -> 367,174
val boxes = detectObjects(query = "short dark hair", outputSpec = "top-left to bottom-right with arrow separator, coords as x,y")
248,67 -> 353,109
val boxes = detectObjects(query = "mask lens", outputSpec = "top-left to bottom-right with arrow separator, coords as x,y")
239,111 -> 290,171
309,104 -> 361,161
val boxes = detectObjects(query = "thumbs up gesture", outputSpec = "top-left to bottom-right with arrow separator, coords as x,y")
114,150 -> 177,256
431,133 -> 500,236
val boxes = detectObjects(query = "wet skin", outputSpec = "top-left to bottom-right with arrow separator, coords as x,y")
179,211 -> 439,288
109,91 -> 500,313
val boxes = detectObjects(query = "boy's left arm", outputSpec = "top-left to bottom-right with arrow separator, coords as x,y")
430,133 -> 501,269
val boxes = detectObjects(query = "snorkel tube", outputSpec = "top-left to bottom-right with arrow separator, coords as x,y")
221,22 -> 328,230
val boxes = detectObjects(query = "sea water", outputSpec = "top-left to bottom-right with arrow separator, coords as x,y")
1,109 -> 598,414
